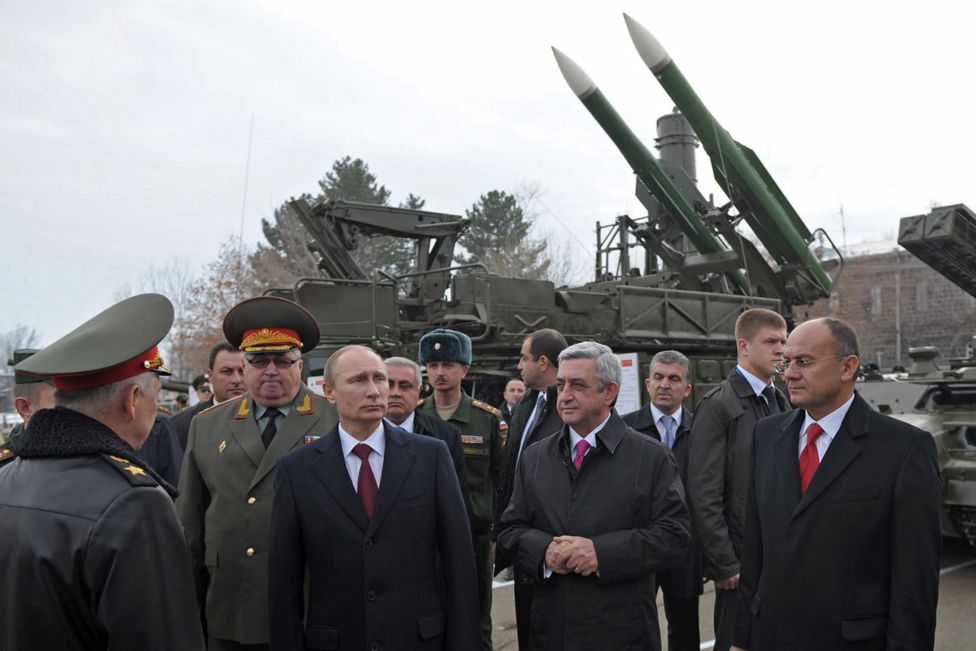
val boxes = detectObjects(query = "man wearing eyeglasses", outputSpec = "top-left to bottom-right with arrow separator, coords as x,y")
731,317 -> 940,651
687,308 -> 789,651
177,296 -> 337,651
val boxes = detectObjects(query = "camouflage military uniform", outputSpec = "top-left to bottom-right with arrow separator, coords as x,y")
419,391 -> 504,650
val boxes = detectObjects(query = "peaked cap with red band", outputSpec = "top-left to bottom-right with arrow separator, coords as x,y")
15,293 -> 174,391
223,296 -> 320,354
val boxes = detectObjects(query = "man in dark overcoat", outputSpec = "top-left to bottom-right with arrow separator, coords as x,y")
268,345 -> 481,650
0,293 -> 203,650
622,349 -> 702,651
731,318 -> 941,651
498,341 -> 690,650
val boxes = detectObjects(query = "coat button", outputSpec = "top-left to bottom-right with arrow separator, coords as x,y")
246,547 -> 255,557
364,538 -> 373,549
247,497 -> 256,505
367,590 -> 376,601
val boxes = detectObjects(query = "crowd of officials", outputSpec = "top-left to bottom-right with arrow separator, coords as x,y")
0,294 -> 942,651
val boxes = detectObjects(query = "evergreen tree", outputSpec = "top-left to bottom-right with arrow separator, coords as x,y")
460,190 -> 549,279
252,157 -> 420,286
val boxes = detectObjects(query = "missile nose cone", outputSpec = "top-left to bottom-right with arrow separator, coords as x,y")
623,13 -> 670,73
551,47 -> 597,99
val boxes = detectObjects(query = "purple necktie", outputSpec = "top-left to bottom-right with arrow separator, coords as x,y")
573,439 -> 590,471
352,443 -> 377,518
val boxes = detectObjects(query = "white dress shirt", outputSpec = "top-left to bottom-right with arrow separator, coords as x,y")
797,393 -> 855,461
338,422 -> 386,490
384,411 -> 416,434
649,404 -> 684,442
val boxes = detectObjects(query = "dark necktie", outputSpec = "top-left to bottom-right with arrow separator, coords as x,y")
799,423 -> 824,493
761,385 -> 780,415
261,408 -> 281,448
353,443 -> 378,518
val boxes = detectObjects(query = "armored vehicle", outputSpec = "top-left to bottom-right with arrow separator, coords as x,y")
855,205 -> 976,545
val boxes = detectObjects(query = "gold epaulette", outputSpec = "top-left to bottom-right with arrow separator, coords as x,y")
100,454 -> 158,487
0,447 -> 15,462
199,394 -> 248,417
471,399 -> 502,419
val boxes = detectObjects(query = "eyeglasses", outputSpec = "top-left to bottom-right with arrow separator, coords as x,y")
246,356 -> 300,369
773,356 -> 844,374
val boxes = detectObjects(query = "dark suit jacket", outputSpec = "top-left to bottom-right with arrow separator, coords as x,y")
170,399 -> 212,452
412,410 -> 472,518
138,414 -> 184,488
734,394 -> 941,651
268,422 -> 481,651
495,387 -> 562,528
497,413 -> 691,651
621,405 -> 702,598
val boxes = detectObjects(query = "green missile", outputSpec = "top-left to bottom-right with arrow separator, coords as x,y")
551,47 -> 751,294
623,13 -> 832,295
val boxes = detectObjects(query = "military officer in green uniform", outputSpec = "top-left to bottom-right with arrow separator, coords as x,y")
417,328 -> 504,650
177,296 -> 338,650
0,293 -> 204,650
1,348 -> 55,464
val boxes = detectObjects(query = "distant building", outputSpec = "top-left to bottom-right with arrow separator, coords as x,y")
804,247 -> 976,369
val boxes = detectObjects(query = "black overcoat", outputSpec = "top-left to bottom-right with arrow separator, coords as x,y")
268,422 -> 482,651
497,413 -> 691,650
621,406 -> 703,599
733,394 -> 941,650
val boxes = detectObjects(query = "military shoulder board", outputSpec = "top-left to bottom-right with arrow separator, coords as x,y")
471,399 -> 502,419
100,454 -> 159,487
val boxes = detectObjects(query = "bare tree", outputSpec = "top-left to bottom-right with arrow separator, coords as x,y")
1,324 -> 41,371
114,261 -> 196,379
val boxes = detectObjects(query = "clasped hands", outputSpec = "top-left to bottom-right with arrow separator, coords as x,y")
545,535 -> 598,576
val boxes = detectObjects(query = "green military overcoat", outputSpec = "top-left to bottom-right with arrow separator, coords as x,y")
177,384 -> 337,644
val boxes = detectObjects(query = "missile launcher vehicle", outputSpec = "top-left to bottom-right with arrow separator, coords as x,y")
268,14 -> 842,406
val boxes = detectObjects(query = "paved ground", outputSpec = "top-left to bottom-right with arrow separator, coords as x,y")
491,536 -> 976,650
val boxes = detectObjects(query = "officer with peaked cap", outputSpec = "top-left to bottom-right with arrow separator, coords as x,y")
416,328 -> 504,651
178,296 -> 337,650
0,348 -> 55,464
0,293 -> 204,650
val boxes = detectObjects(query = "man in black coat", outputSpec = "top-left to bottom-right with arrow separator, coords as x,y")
498,341 -> 690,651
268,345 -> 481,651
622,350 -> 702,651
137,412 -> 184,487
687,308 -> 789,651
494,328 -> 567,648
0,293 -> 203,650
169,342 -> 245,450
384,355 -> 471,515
731,318 -> 941,651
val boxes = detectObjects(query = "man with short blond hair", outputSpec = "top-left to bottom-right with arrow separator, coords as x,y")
688,308 -> 789,651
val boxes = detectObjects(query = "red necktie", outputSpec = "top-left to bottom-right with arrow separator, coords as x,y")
353,443 -> 378,518
799,423 -> 824,494
573,439 -> 590,471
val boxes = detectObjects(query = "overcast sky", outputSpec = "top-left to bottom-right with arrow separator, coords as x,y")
2,0 -> 974,345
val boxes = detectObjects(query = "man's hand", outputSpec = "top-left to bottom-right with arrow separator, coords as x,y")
552,535 -> 599,576
715,573 -> 740,590
730,646 -> 748,651
545,540 -> 572,574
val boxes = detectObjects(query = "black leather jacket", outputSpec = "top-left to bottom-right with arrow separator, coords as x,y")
0,407 -> 204,650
